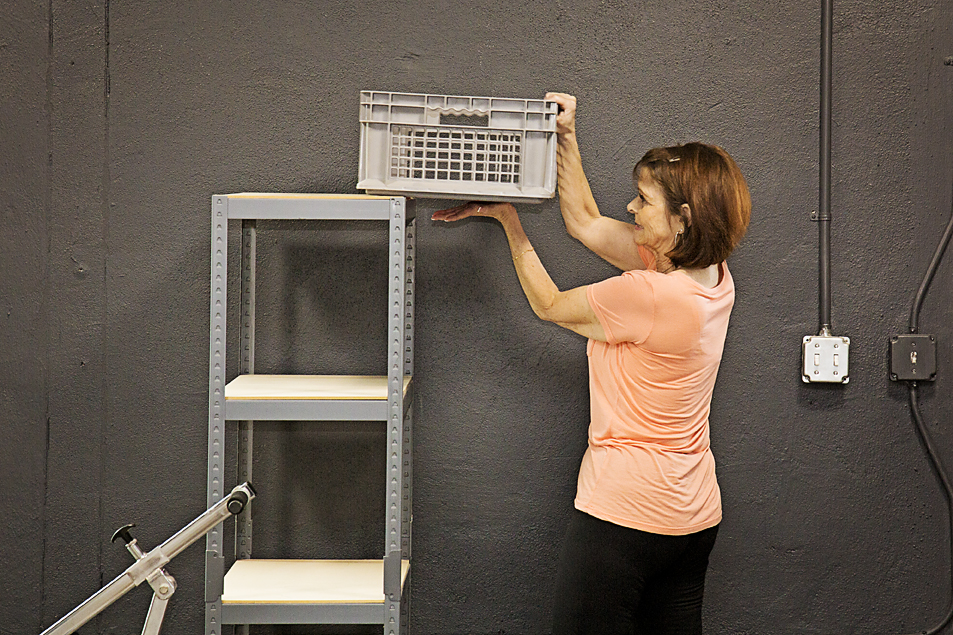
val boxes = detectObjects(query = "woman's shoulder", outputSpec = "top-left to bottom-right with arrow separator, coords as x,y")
614,264 -> 733,312
679,264 -> 720,289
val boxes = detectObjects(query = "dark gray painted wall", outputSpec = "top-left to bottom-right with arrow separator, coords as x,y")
3,0 -> 952,633
1,0 -> 49,631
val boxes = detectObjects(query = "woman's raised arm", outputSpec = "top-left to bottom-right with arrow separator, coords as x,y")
431,202 -> 607,342
546,92 -> 646,272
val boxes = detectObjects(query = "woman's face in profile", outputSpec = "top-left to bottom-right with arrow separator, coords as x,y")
627,174 -> 682,253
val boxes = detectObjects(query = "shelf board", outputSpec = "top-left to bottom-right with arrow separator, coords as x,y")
224,374 -> 412,421
221,559 -> 410,624
229,193 -> 393,200
216,193 -> 413,221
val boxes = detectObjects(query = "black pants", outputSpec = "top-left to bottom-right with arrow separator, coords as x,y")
552,509 -> 719,635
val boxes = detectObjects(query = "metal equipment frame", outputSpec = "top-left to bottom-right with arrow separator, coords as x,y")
40,483 -> 254,635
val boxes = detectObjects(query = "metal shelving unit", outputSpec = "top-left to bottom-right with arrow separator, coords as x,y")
205,194 -> 416,635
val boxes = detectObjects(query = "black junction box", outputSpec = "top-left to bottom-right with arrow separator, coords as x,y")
890,334 -> 937,382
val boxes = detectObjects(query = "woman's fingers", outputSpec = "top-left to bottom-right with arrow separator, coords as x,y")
545,92 -> 577,134
545,92 -> 576,113
432,202 -> 481,222
546,92 -> 575,109
431,206 -> 453,221
432,202 -> 513,222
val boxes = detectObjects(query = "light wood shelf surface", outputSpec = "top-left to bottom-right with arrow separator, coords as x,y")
228,193 -> 393,200
225,375 -> 411,401
222,559 -> 410,604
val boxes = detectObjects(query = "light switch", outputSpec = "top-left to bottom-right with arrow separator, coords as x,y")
802,335 -> 850,384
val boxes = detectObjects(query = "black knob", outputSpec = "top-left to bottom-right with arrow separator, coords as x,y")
111,523 -> 136,545
226,491 -> 249,515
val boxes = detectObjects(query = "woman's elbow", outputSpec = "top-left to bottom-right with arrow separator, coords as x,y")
531,299 -> 559,323
565,222 -> 585,241
566,218 -> 600,248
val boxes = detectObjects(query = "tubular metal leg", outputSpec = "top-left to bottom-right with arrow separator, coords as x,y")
39,483 -> 254,635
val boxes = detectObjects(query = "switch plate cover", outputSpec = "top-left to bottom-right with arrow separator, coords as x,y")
890,334 -> 937,381
802,335 -> 850,384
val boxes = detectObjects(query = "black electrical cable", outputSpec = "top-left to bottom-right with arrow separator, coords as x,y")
908,384 -> 953,635
903,182 -> 953,635
818,0 -> 833,334
815,1 -> 953,630
910,199 -> 953,334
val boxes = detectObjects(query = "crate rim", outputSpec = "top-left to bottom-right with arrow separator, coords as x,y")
360,89 -> 558,107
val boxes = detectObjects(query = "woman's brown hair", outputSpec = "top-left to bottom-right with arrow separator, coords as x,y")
635,142 -> 751,269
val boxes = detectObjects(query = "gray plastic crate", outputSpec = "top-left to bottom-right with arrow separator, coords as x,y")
358,91 -> 558,203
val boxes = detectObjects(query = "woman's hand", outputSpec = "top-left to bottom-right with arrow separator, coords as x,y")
546,92 -> 577,135
431,201 -> 516,223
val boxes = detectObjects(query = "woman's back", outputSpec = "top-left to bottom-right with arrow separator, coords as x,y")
579,258 -> 734,534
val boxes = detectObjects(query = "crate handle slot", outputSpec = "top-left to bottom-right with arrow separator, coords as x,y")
438,113 -> 489,127
427,105 -> 490,128
428,106 -> 490,117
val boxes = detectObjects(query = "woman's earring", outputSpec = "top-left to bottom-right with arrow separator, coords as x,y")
674,229 -> 684,246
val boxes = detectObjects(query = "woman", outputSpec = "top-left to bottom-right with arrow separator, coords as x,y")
432,92 -> 751,635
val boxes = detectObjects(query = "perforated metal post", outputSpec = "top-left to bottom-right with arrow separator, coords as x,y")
402,209 -> 415,559
399,206 -> 416,635
384,198 -> 407,635
206,196 -> 229,635
235,220 -> 256,635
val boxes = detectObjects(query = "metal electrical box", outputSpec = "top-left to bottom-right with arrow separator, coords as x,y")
890,334 -> 937,381
802,334 -> 850,384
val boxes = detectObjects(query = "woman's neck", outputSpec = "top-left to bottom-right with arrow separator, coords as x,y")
647,246 -> 677,274
682,264 -> 721,288
649,245 -> 721,288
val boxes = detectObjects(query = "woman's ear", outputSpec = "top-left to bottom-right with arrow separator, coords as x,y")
680,203 -> 692,228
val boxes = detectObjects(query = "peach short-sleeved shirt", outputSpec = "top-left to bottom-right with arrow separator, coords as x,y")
578,247 -> 734,535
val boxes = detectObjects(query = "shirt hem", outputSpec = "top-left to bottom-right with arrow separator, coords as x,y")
574,500 -> 722,536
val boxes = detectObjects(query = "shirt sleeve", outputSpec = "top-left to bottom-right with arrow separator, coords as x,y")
586,271 -> 656,345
